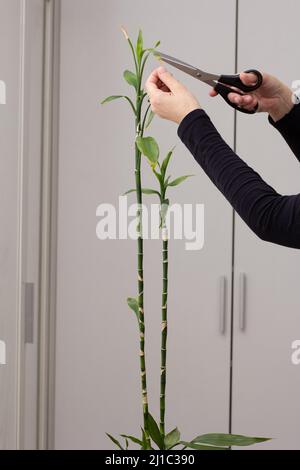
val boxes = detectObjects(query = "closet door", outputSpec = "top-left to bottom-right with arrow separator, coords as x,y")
54,0 -> 236,449
232,0 -> 300,450
0,0 -> 44,449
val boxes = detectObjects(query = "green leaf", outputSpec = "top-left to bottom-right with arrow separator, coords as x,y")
165,427 -> 181,450
136,136 -> 159,165
144,41 -> 160,52
180,441 -> 228,451
127,297 -> 139,322
123,70 -> 138,91
141,188 -> 160,196
168,175 -> 194,187
160,199 -> 169,228
125,438 -> 129,450
145,41 -> 161,54
165,175 -> 171,187
136,29 -> 144,63
141,427 -> 152,450
120,434 -> 143,447
101,95 -> 124,104
147,413 -> 164,450
141,427 -> 147,450
106,433 -> 124,450
123,188 -> 161,197
100,95 -> 136,115
123,189 -> 136,196
153,168 -> 164,186
161,146 -> 176,180
123,32 -> 139,74
145,110 -> 155,129
192,433 -> 271,447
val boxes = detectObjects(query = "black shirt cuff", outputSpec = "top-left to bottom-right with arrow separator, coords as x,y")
177,108 -> 208,140
268,104 -> 299,130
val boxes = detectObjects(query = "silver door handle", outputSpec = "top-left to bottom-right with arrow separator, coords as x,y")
219,276 -> 226,334
24,282 -> 34,344
0,79 -> 6,104
239,273 -> 246,331
0,339 -> 6,365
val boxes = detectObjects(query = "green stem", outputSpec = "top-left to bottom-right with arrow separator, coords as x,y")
141,103 -> 151,134
135,84 -> 151,449
140,52 -> 150,79
135,146 -> 149,434
127,37 -> 138,76
160,227 -> 168,436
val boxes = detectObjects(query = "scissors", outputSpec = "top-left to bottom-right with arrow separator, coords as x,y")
155,51 -> 263,114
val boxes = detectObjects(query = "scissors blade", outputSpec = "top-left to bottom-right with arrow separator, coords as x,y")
156,51 -> 219,85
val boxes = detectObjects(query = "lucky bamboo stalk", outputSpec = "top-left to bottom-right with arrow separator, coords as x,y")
154,154 -> 193,437
102,28 -> 159,448
160,229 -> 168,435
135,97 -> 150,444
149,150 -> 194,440
158,169 -> 170,437
128,29 -> 151,447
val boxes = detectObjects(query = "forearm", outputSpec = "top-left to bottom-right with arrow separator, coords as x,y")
268,83 -> 294,122
177,108 -> 300,249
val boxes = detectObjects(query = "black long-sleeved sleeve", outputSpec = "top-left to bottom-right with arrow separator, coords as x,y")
268,104 -> 300,160
177,106 -> 300,249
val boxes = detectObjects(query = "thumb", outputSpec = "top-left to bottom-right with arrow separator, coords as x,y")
157,66 -> 182,92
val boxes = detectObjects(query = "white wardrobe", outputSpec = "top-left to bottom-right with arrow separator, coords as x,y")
0,0 -> 43,449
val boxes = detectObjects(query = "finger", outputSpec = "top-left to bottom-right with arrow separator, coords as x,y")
228,92 -> 258,110
157,78 -> 171,92
145,69 -> 172,98
156,66 -> 183,93
145,68 -> 167,89
209,89 -> 218,97
240,95 -> 259,111
228,92 -> 254,105
145,70 -> 160,94
240,71 -> 260,87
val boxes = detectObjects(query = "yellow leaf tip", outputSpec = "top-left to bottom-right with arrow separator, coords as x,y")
120,25 -> 129,40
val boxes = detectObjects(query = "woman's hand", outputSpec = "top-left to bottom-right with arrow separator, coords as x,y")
210,72 -> 294,122
146,67 -> 294,123
145,66 -> 201,125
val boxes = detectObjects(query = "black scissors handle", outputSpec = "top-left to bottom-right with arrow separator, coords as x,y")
215,69 -> 263,114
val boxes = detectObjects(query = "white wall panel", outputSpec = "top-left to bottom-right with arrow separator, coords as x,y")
232,0 -> 300,450
55,0 -> 237,450
0,0 -> 22,449
0,0 -> 44,449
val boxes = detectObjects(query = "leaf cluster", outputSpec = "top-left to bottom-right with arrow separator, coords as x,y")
107,413 -> 270,450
